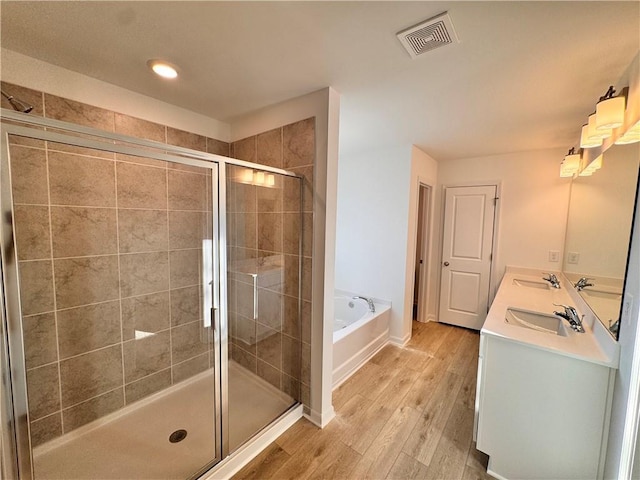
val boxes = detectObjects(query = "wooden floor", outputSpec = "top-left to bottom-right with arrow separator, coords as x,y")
232,321 -> 495,480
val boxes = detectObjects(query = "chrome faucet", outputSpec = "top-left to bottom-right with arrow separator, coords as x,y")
574,277 -> 594,291
553,304 -> 585,333
353,296 -> 375,313
542,273 -> 561,289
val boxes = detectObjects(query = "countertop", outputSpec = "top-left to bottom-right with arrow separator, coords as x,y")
481,267 -> 619,368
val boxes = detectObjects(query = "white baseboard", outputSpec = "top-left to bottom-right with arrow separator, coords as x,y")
200,404 -> 303,480
390,331 -> 411,347
332,330 -> 389,389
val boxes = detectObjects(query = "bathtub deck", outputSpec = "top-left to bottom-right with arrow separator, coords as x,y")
233,321 -> 496,480
33,361 -> 293,479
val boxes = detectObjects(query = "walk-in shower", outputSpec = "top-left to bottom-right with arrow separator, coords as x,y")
0,109 -> 304,479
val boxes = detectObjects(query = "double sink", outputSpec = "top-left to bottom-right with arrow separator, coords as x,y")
505,277 -> 566,336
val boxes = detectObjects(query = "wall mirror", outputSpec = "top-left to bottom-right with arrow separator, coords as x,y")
563,142 -> 640,340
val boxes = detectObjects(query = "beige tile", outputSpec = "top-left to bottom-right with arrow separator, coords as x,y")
282,374 -> 301,401
13,205 -> 51,260
121,291 -> 170,341
257,128 -> 283,168
7,129 -> 46,149
283,295 -> 300,340
291,166 -> 314,213
119,252 -> 169,297
171,286 -> 202,326
123,331 -> 171,383
232,314 -> 257,353
23,313 -> 57,369
235,182 -> 257,213
232,136 -> 256,162
26,363 -> 60,420
256,325 -> 282,369
302,256 -> 312,302
125,368 -> 171,404
167,127 -> 206,151
115,152 -> 167,169
59,345 -> 123,407
231,345 -> 256,373
168,170 -> 207,211
258,288 -> 283,331
257,184 -> 283,213
50,206 -> 117,257
54,256 -> 119,309
235,281 -> 256,320
282,335 -> 301,380
302,213 -> 313,257
257,359 -> 281,389
48,151 -> 116,207
171,321 -> 211,364
57,301 -> 121,359
1,82 -> 43,116
44,94 -> 114,131
172,354 -> 210,383
62,388 -> 124,433
116,162 -> 167,209
30,413 -> 62,448
114,113 -> 165,142
258,212 -> 283,253
283,212 -> 301,255
169,249 -> 201,288
283,175 -> 302,213
301,342 -> 311,386
8,146 -> 48,205
301,300 -> 312,344
118,209 -> 168,253
283,255 -> 300,298
47,136 -> 116,159
169,211 -> 207,249
235,212 -> 257,249
18,260 -> 54,315
283,118 -> 315,168
207,138 -> 230,156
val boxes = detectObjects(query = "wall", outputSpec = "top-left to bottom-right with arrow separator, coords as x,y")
432,148 -> 570,316
335,145 -> 438,344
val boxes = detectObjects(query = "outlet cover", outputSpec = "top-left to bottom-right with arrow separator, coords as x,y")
568,252 -> 580,264
548,250 -> 560,262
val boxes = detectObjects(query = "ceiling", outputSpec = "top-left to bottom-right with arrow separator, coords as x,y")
1,1 -> 639,160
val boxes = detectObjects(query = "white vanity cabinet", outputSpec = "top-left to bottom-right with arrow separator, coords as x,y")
475,333 -> 614,479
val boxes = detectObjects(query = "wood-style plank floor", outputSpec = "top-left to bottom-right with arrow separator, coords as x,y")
232,321 -> 496,480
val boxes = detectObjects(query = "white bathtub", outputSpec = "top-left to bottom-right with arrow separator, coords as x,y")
332,292 -> 391,388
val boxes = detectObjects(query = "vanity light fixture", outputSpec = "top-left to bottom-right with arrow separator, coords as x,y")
615,119 -> 640,145
560,147 -> 581,178
596,86 -> 625,130
579,154 -> 603,177
147,60 -> 178,79
588,112 -> 611,140
580,123 -> 602,148
236,168 -> 277,188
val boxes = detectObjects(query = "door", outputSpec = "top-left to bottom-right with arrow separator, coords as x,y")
439,185 -> 496,330
414,185 -> 431,322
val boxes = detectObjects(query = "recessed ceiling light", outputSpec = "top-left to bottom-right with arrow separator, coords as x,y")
147,60 -> 178,79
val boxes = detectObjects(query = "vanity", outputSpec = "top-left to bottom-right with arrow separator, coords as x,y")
474,268 -> 618,479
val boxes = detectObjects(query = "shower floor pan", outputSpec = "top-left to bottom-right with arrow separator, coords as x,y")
33,361 -> 293,479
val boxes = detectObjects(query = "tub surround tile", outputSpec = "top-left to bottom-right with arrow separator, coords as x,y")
9,146 -> 48,205
50,206 -> 117,257
257,128 -> 283,168
117,162 -> 168,209
169,211 -> 206,250
13,205 -> 51,260
169,249 -> 201,288
118,209 -> 168,253
283,118 -> 315,168
48,152 -> 116,207
168,170 -> 208,211
62,388 -> 124,433
170,286 -> 202,327
44,95 -> 115,132
54,256 -> 119,309
59,345 -> 123,407
18,260 -> 54,315
30,413 -> 62,448
123,331 -> 171,383
171,321 -> 211,364
26,363 -> 61,419
119,251 -> 169,297
235,183 -> 257,213
257,184 -> 283,213
125,369 -> 171,404
121,292 -> 170,340
115,113 -> 165,143
232,137 -> 257,162
172,354 -> 209,383
57,301 -> 122,359
207,138 -> 230,157
23,313 -> 58,369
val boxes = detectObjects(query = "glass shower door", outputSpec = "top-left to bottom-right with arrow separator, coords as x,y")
0,129 -> 221,479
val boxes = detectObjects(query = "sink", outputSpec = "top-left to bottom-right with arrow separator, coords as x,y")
505,308 -> 567,336
512,278 -> 550,290
580,288 -> 622,301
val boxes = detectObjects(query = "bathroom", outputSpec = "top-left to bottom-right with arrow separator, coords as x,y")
0,2 -> 639,479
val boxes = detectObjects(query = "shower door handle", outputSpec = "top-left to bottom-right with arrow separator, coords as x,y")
252,274 -> 258,320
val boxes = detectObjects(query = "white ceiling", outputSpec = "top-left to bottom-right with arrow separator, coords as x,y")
1,1 -> 639,160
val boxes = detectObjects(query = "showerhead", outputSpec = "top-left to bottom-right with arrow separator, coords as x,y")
1,90 -> 33,113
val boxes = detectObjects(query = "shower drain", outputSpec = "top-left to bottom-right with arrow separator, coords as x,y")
169,429 -> 188,443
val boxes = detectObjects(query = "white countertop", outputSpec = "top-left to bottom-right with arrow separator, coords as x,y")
481,267 -> 619,368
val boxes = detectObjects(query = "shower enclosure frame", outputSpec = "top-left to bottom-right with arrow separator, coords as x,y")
0,109 -> 304,480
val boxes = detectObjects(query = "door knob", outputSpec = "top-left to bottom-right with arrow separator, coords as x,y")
443,262 -> 450,266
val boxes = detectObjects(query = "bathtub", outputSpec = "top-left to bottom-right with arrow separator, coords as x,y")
332,291 -> 391,388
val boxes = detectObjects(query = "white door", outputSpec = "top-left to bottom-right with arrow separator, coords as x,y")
439,185 -> 497,330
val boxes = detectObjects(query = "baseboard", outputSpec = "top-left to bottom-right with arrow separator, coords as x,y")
332,330 -> 389,389
304,405 -> 336,428
201,404 -> 303,480
389,331 -> 411,347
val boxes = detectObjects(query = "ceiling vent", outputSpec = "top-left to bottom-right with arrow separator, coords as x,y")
397,12 -> 459,59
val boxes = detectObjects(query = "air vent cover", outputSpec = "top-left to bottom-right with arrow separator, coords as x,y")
397,12 -> 459,58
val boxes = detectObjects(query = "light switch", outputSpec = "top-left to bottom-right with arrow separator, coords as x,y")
567,252 -> 580,264
548,250 -> 560,262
